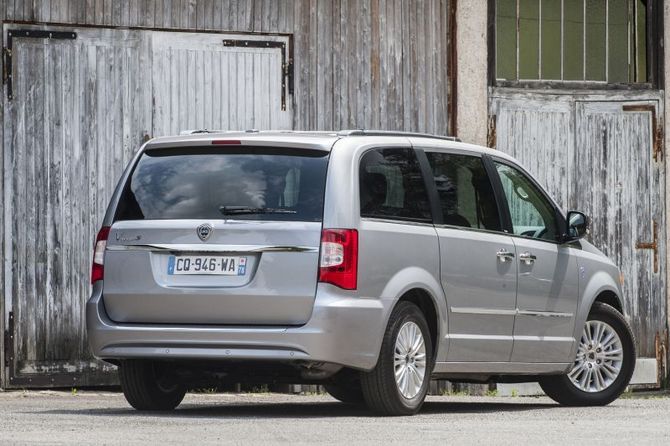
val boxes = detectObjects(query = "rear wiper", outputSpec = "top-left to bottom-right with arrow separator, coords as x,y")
219,205 -> 297,215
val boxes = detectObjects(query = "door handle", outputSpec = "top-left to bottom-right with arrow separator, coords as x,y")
519,251 -> 537,265
496,249 -> 515,262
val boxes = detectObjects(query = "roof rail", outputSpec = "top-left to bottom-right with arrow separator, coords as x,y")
179,129 -> 264,135
179,129 -> 220,135
337,129 -> 461,142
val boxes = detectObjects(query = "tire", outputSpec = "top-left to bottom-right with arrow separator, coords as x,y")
361,301 -> 433,416
539,302 -> 636,406
324,383 -> 364,405
119,360 -> 186,411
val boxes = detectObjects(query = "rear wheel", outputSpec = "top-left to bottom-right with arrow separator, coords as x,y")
324,369 -> 364,404
324,384 -> 364,404
361,302 -> 433,415
119,360 -> 186,411
539,302 -> 636,406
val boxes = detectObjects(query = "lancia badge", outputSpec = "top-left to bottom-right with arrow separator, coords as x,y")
197,223 -> 213,241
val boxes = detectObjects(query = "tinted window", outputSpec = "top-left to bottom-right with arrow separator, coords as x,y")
494,162 -> 558,241
426,153 -> 501,231
115,147 -> 328,222
359,148 -> 432,222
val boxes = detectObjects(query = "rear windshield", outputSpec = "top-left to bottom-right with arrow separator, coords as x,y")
114,147 -> 329,222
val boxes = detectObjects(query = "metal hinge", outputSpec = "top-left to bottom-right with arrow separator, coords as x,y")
4,29 -> 77,100
636,220 -> 659,274
222,38 -> 293,112
4,312 -> 13,368
622,104 -> 663,162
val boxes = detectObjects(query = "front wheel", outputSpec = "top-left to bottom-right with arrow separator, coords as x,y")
361,301 -> 433,415
119,360 -> 186,411
539,302 -> 636,406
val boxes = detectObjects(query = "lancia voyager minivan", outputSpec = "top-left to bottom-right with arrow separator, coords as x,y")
87,130 -> 635,415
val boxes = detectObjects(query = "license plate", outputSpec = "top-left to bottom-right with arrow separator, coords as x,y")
167,255 -> 247,276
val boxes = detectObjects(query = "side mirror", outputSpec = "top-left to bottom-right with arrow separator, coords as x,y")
566,210 -> 589,240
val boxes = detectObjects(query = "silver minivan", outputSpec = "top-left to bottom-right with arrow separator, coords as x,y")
87,130 -> 635,415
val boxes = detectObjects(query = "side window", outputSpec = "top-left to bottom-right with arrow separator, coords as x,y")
359,148 -> 432,222
494,162 -> 558,242
425,152 -> 501,231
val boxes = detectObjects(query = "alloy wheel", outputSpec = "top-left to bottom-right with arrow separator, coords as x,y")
393,321 -> 427,399
568,320 -> 624,393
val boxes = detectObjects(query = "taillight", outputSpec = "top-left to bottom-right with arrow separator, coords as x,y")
318,229 -> 358,290
91,226 -> 110,284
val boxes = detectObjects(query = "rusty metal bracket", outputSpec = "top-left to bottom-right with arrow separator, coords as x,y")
3,29 -> 77,101
622,104 -> 663,162
635,220 -> 659,274
222,39 -> 293,112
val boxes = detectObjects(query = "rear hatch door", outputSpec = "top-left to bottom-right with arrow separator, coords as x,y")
102,144 -> 329,325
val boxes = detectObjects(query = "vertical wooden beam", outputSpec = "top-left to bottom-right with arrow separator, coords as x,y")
663,0 -> 670,384
447,0 -> 457,136
0,0 -> 5,390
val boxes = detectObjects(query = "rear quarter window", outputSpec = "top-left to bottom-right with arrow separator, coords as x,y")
359,148 -> 432,222
114,147 -> 329,222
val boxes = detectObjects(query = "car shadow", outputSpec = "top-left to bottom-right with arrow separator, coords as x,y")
39,399 -> 557,420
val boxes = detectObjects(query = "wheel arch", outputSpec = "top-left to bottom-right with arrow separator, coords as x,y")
396,288 -> 440,362
377,266 -> 448,363
570,271 -> 625,361
592,290 -> 624,314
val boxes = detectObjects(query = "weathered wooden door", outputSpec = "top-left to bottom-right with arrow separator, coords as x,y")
574,100 -> 665,360
151,31 -> 293,136
2,25 -> 294,388
490,92 -> 666,371
2,26 -> 150,386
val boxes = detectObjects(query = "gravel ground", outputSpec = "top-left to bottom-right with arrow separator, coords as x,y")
0,390 -> 668,445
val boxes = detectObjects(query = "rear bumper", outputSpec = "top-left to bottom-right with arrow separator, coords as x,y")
86,282 -> 387,371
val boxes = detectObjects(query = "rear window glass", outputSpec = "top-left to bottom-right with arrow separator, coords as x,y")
115,147 -> 329,222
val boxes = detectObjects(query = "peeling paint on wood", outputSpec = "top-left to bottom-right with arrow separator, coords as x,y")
491,89 -> 666,358
0,1 -> 451,387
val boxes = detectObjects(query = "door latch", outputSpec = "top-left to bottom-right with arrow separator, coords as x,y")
519,252 -> 537,265
496,249 -> 515,263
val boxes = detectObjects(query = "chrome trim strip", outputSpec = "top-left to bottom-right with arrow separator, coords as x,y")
517,310 -> 574,318
450,307 -> 573,318
360,217 -> 435,227
445,334 -> 513,341
514,335 -> 574,342
106,244 -> 319,253
449,307 -> 517,316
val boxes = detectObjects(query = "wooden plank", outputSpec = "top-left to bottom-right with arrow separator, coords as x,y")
187,0 -> 196,29
369,0 -> 380,129
170,0 -> 180,29
332,0 -> 343,129
0,16 -> 5,388
350,0 -> 365,128
252,0 -> 263,32
357,0 -> 371,129
315,0 -> 332,130
382,0 -> 395,129
219,0 -> 230,29
292,0 -> 309,130
236,0 -> 252,32
394,0 -> 404,129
